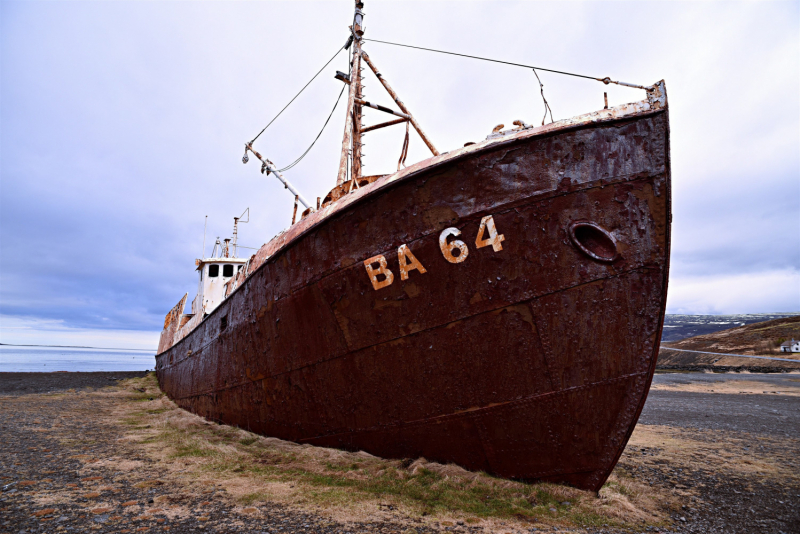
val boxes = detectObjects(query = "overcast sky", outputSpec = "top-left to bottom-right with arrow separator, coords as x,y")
1,1 -> 798,349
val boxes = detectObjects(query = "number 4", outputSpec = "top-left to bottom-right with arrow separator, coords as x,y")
475,215 -> 505,252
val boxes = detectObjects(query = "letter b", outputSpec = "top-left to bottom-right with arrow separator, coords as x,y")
363,255 -> 394,290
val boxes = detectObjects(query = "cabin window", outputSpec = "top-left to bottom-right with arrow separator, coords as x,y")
220,315 -> 228,331
223,264 -> 234,277
208,264 -> 220,277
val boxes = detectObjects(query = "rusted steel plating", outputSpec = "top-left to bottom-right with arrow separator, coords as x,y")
157,102 -> 671,492
156,293 -> 187,354
158,83 -> 671,492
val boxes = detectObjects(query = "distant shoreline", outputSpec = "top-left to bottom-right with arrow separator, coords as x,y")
0,343 -> 155,353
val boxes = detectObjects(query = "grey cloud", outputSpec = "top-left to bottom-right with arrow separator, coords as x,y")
1,1 -> 798,338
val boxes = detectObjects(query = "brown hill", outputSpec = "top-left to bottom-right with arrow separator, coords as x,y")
658,316 -> 800,370
662,315 -> 800,355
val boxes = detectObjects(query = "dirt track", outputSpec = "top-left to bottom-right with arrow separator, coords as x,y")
1,372 -> 798,534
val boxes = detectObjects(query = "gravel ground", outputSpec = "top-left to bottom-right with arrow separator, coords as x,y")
1,384 -> 444,534
1,372 -> 798,534
623,373 -> 800,534
0,372 -> 149,396
643,374 -> 800,438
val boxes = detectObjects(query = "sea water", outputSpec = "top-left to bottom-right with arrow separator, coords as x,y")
0,345 -> 155,372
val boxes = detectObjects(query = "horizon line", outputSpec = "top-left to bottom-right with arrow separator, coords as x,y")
0,342 -> 155,353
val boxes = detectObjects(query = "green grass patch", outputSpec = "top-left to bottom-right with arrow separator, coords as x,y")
172,441 -> 217,458
205,455 -> 614,526
115,373 -> 660,529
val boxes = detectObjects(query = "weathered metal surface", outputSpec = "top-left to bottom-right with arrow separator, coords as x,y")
156,86 -> 670,491
336,8 -> 363,187
157,293 -> 187,354
361,117 -> 409,134
322,174 -> 384,205
291,195 -> 299,225
352,51 -> 364,183
355,99 -> 411,120
245,144 -> 312,209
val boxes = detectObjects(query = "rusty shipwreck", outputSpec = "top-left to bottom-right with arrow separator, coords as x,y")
155,1 -> 671,492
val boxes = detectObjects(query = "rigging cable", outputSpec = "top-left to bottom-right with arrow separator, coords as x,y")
532,68 -> 554,125
363,38 -> 650,89
250,44 -> 346,144
272,83 -> 348,173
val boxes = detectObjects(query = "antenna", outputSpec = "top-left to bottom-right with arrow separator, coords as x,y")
202,215 -> 208,259
232,208 -> 249,258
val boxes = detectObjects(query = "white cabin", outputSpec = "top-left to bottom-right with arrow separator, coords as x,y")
780,339 -> 800,353
191,237 -> 248,316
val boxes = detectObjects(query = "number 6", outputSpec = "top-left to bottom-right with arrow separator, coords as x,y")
439,227 -> 469,264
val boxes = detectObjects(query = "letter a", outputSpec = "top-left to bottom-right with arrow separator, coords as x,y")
364,254 -> 394,290
397,244 -> 427,281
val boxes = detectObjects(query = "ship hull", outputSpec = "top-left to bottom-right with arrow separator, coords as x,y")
157,102 -> 670,491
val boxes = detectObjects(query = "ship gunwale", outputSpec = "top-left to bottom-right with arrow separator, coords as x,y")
156,102 -> 667,358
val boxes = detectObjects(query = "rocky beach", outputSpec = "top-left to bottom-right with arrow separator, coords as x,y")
1,371 -> 797,534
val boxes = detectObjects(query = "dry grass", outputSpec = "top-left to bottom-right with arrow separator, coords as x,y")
623,424 -> 799,488
68,374 -> 681,532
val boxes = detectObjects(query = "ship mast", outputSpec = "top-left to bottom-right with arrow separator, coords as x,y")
352,27 -> 364,183
245,0 -> 441,212
336,1 -> 365,186
336,1 -> 439,187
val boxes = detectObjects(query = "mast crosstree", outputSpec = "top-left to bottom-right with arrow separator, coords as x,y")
336,0 -> 437,186
244,0 -> 439,216
243,0 -> 656,220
